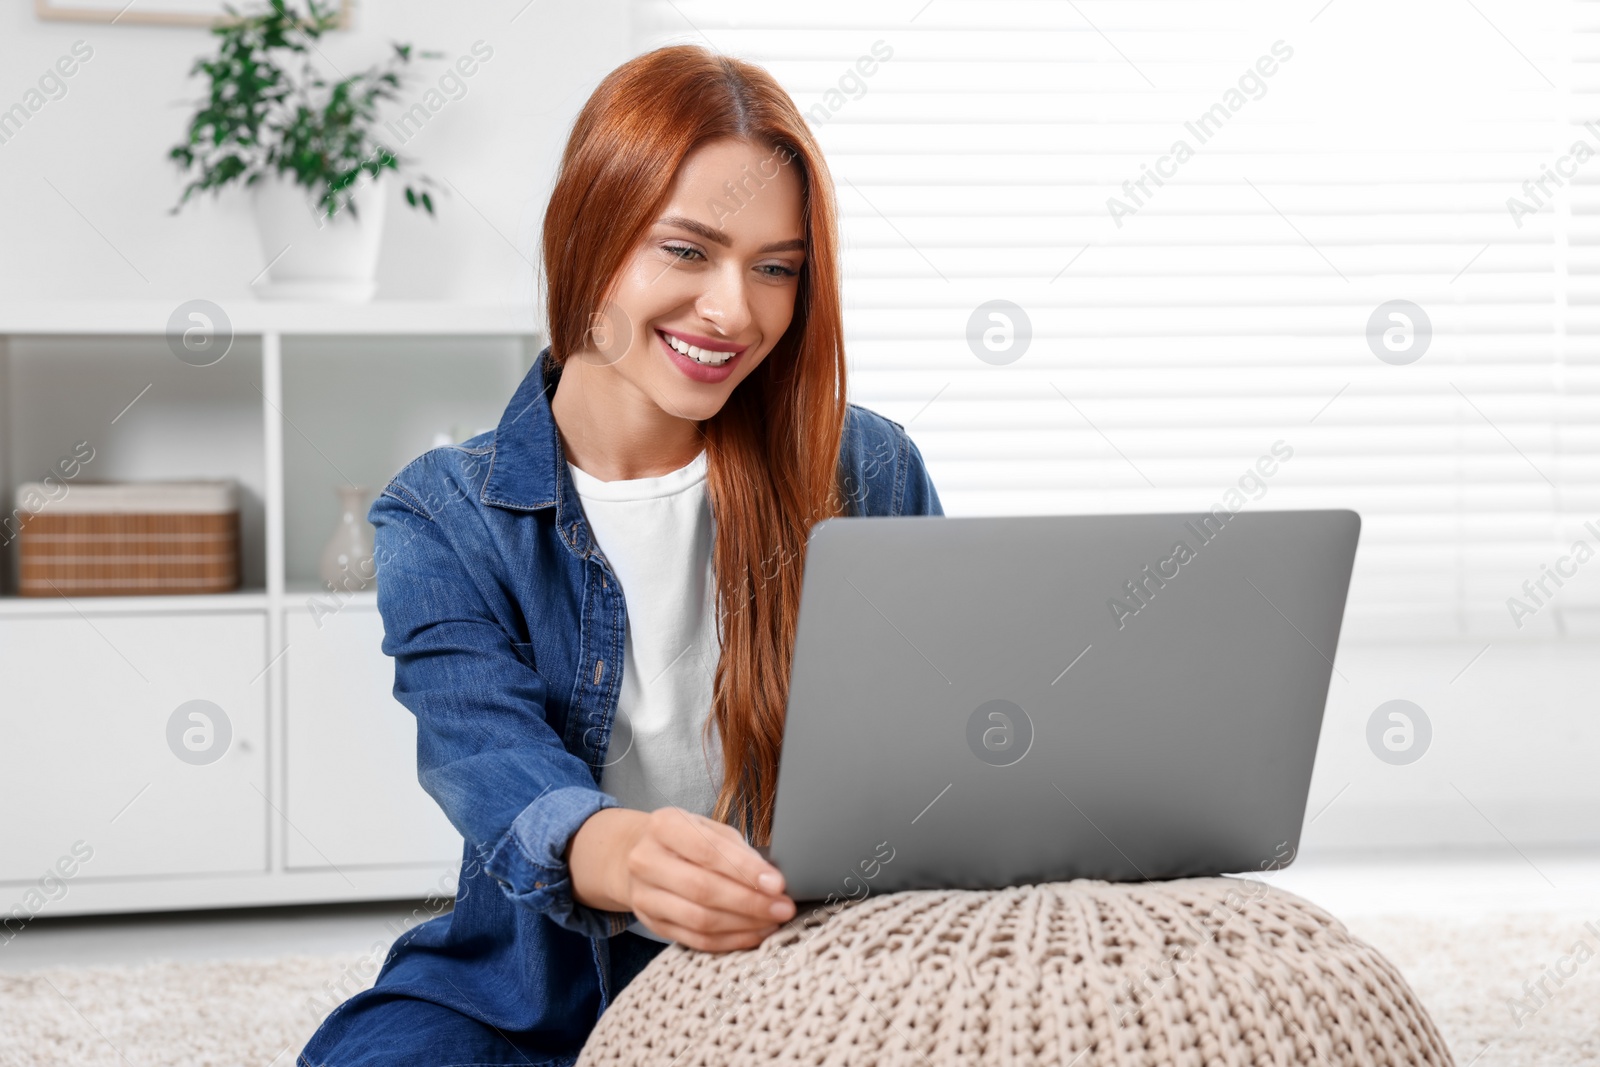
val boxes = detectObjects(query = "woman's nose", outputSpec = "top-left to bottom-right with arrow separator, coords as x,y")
696,266 -> 754,337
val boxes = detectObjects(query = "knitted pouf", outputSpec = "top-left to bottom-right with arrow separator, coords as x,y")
577,877 -> 1456,1067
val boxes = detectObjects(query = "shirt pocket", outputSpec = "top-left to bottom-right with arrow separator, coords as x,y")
510,640 -> 539,671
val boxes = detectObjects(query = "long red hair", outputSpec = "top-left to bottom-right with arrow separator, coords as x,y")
540,44 -> 848,846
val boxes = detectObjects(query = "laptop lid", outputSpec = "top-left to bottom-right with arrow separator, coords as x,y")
764,509 -> 1360,904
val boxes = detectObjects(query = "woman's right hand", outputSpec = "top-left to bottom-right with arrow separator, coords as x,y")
566,806 -> 796,952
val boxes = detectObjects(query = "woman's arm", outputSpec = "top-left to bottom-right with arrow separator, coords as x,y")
369,479 -> 632,939
371,470 -> 795,949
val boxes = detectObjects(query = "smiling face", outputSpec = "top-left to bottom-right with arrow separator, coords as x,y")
576,136 -> 808,424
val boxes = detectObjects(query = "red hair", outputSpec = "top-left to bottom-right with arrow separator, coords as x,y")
540,44 -> 848,845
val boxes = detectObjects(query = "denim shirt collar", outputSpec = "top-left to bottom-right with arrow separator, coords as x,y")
481,345 -> 593,558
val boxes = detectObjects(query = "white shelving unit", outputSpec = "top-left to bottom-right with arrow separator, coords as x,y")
0,301 -> 543,916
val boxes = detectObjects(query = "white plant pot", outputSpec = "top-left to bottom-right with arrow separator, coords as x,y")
250,173 -> 388,302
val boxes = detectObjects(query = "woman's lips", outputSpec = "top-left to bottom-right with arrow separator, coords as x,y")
656,328 -> 742,383
658,327 -> 746,354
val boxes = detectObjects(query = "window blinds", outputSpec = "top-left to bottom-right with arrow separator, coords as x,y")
632,0 -> 1587,642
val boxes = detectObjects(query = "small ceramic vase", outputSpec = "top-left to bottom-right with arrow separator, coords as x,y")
319,485 -> 376,592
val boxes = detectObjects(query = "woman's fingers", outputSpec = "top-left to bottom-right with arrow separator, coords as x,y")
620,808 -> 796,948
651,808 -> 787,897
629,842 -> 794,926
638,913 -> 780,953
630,866 -> 787,936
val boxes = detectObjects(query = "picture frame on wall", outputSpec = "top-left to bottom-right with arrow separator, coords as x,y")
35,0 -> 351,27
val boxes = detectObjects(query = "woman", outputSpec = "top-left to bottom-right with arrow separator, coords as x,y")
297,43 -> 942,1067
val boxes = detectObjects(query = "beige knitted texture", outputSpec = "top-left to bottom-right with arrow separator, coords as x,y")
577,876 -> 1456,1067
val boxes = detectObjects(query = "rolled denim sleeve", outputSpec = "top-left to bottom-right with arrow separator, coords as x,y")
896,427 -> 945,517
368,480 -> 633,940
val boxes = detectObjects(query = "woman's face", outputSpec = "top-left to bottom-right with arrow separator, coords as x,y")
581,136 -> 808,423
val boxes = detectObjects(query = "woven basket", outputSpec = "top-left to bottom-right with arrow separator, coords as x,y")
13,480 -> 240,597
578,877 -> 1456,1067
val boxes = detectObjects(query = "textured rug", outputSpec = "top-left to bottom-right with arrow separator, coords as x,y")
0,911 -> 1594,1067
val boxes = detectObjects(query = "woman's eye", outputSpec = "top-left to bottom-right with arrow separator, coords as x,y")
663,242 -> 798,278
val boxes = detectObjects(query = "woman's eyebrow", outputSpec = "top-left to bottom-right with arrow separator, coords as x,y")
656,215 -> 806,254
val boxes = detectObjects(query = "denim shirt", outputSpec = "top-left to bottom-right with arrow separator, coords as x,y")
334,346 -> 942,1062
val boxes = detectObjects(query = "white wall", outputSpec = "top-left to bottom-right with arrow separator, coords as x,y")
0,0 -> 631,304
1307,640 -> 1600,853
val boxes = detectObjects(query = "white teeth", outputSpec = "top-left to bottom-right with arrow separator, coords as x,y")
661,330 -> 733,366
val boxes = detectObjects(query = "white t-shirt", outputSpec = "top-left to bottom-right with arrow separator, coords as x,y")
567,446 -> 724,943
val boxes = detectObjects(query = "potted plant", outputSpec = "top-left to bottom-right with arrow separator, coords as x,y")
169,0 -> 440,301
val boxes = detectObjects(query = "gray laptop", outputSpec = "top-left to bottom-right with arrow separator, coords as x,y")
762,509 -> 1360,903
